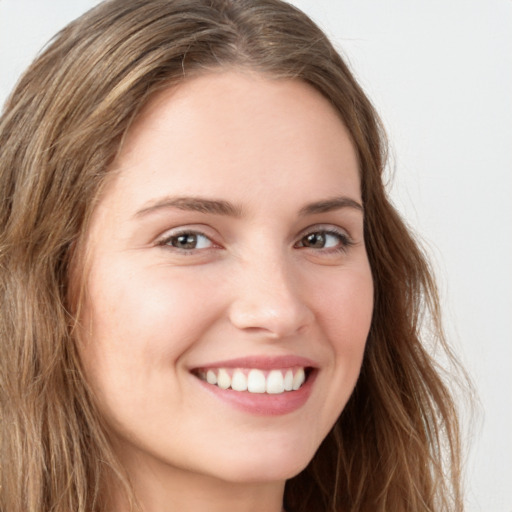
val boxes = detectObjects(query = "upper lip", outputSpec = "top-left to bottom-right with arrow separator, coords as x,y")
190,355 -> 317,371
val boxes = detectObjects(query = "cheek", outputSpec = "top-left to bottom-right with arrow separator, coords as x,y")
294,263 -> 373,445
317,265 -> 374,351
78,259 -> 222,384
312,263 -> 373,413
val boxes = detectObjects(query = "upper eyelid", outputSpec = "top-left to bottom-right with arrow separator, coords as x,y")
296,229 -> 352,245
156,231 -> 218,254
155,225 -> 217,242
294,224 -> 357,250
297,223 -> 352,239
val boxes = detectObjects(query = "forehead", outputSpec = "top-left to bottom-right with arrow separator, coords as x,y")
102,70 -> 360,213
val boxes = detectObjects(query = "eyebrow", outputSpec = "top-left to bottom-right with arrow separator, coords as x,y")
134,195 -> 363,218
135,196 -> 243,218
298,197 -> 364,216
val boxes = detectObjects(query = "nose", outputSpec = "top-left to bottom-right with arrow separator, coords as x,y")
228,254 -> 314,339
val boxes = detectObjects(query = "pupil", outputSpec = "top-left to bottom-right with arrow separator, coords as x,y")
175,233 -> 197,249
305,233 -> 325,248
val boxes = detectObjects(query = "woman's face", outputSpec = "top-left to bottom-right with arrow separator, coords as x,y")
78,71 -> 373,486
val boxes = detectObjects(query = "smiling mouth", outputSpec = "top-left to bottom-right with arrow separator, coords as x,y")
193,367 -> 311,395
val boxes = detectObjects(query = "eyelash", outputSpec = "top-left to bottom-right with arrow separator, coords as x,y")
157,226 -> 354,254
157,230 -> 215,254
294,227 -> 355,254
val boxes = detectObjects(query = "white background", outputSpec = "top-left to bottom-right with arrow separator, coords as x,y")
1,1 -> 510,510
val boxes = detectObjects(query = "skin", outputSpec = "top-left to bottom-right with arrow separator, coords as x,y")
77,70 -> 374,512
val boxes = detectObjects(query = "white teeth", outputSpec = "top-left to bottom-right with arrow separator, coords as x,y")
206,370 -> 217,385
217,369 -> 231,389
247,369 -> 266,393
231,369 -> 248,391
266,370 -> 284,394
198,367 -> 308,394
284,370 -> 293,391
292,368 -> 305,390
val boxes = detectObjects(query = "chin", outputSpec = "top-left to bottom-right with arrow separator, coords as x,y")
207,439 -> 316,484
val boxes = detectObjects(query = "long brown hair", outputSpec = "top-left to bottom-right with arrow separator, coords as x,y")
0,0 -> 465,510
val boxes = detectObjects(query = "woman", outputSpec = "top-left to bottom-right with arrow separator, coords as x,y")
0,0 -> 464,511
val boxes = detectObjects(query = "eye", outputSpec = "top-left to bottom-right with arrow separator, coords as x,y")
295,228 -> 353,252
159,231 -> 214,251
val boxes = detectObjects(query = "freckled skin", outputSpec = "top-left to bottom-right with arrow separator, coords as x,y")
78,71 -> 374,511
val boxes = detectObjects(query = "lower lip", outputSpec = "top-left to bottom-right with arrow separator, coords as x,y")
194,371 -> 316,416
